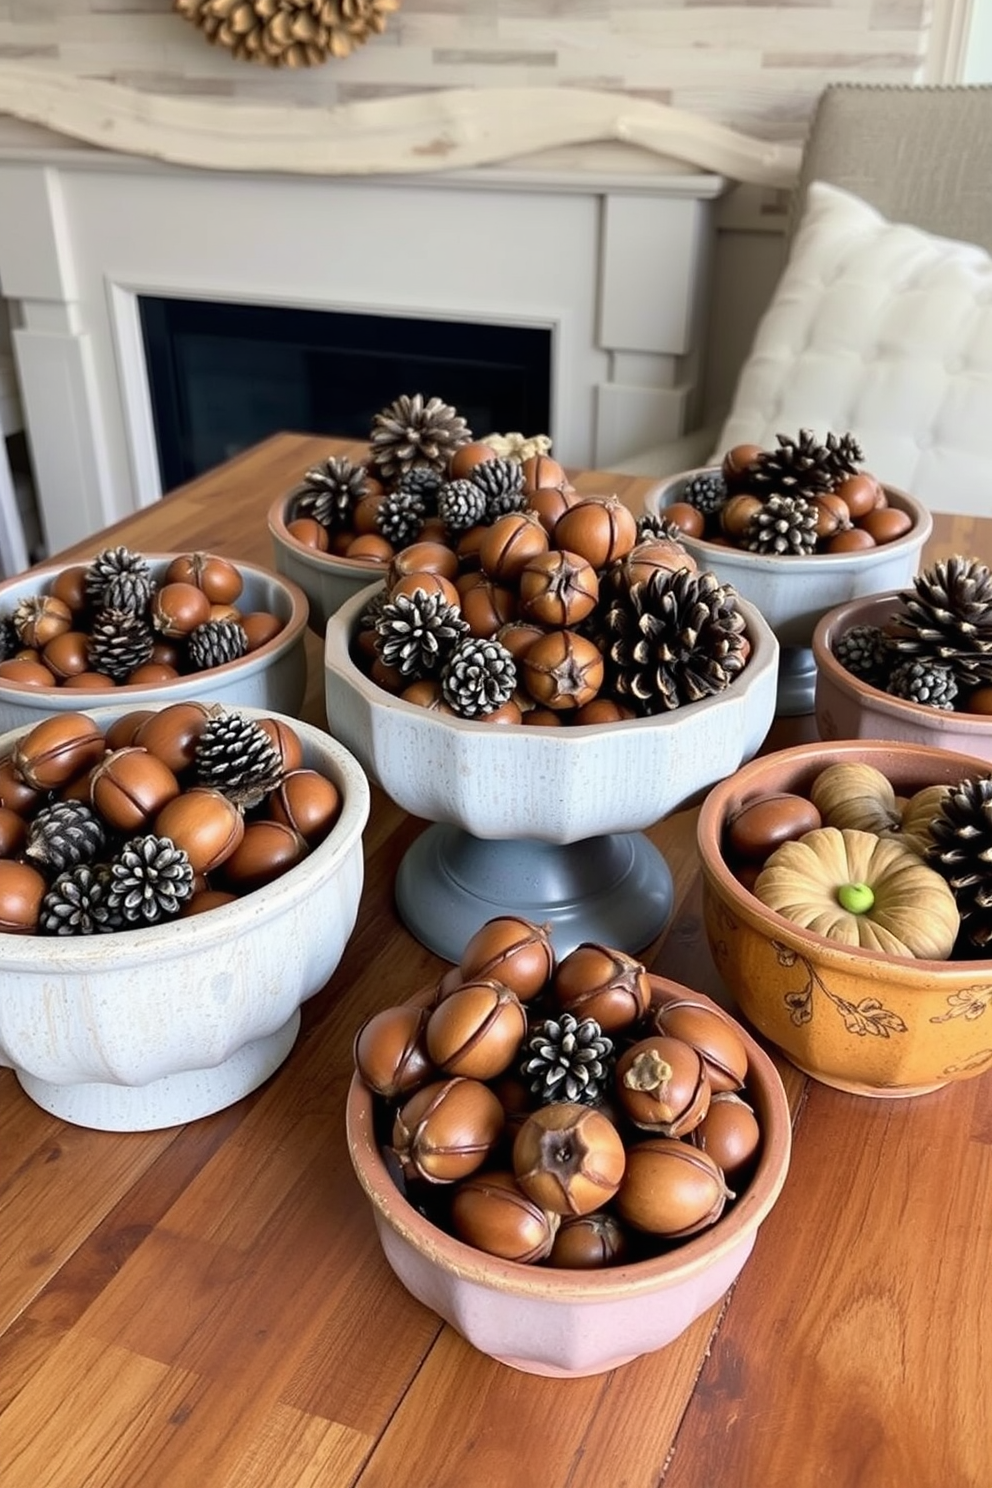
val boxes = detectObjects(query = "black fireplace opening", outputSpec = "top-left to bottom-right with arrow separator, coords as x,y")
139,296 -> 553,491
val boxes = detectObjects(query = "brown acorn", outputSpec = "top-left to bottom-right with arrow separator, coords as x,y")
478,511 -> 549,584
42,631 -> 94,681
0,859 -> 47,932
651,999 -> 749,1094
512,1102 -> 626,1217
451,1170 -> 559,1263
14,595 -> 73,650
163,552 -> 244,605
354,1002 -> 434,1099
424,979 -> 528,1081
548,1211 -> 629,1269
518,549 -> 599,628
266,770 -> 342,844
726,792 -> 822,863
90,747 -> 182,832
0,756 -> 43,814
553,942 -> 651,1032
12,712 -> 106,791
388,541 -> 460,584
458,915 -> 556,1002
153,786 -> 245,874
105,710 -> 157,752
688,1091 -> 761,1182
0,804 -> 28,857
615,1035 -> 711,1136
133,701 -> 212,774
255,717 -> 305,773
287,517 -> 329,551
49,564 -> 89,613
554,495 -> 638,569
242,612 -> 284,652
391,1076 -> 504,1185
150,581 -> 212,638
615,1138 -> 732,1236
221,820 -> 308,893
520,629 -> 604,711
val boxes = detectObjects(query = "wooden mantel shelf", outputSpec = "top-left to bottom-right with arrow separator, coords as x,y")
0,434 -> 989,1486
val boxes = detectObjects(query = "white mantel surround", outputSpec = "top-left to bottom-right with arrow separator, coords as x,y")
0,148 -> 732,552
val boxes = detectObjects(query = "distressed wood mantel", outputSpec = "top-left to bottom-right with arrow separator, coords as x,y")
0,63 -> 802,187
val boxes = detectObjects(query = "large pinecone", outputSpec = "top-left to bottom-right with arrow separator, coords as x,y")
85,547 -> 153,609
440,636 -> 517,718
892,556 -> 992,684
744,493 -> 819,555
39,863 -> 119,936
520,1013 -> 614,1106
87,608 -> 155,682
469,458 -> 527,520
375,590 -> 468,678
601,567 -> 748,714
886,659 -> 959,710
369,394 -> 472,484
194,709 -> 285,808
187,619 -> 249,671
928,777 -> 992,952
106,835 -> 195,924
293,456 -> 368,531
25,801 -> 107,873
749,429 -> 837,503
823,430 -> 864,484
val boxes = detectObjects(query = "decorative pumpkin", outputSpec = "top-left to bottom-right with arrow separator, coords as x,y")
810,763 -> 949,858
754,826 -> 960,959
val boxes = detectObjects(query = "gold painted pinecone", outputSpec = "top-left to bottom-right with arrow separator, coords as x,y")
173,0 -> 401,67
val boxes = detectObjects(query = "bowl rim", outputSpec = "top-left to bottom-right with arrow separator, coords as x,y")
0,554 -> 311,701
645,469 -> 933,572
268,488 -> 393,579
325,579 -> 780,739
346,980 -> 792,1301
812,591 -> 992,735
697,736 -> 992,975
0,704 -> 371,968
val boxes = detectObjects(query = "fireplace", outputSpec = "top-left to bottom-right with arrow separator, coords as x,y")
139,295 -> 552,491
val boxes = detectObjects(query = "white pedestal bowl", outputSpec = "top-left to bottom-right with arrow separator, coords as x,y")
324,584 -> 779,960
0,705 -> 370,1130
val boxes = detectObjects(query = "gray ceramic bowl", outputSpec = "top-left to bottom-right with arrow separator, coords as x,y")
268,489 -> 390,637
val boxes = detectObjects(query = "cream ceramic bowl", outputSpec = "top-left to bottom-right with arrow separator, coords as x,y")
697,739 -> 992,1098
0,555 -> 310,735
346,982 -> 791,1378
268,489 -> 389,636
644,471 -> 932,716
813,591 -> 992,762
0,704 -> 370,1131
324,582 -> 779,958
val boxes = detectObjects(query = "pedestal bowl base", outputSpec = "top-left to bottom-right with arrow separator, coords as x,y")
777,646 -> 817,717
14,1010 -> 302,1131
394,825 -> 674,961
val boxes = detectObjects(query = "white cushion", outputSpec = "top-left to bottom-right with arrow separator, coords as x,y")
715,182 -> 992,515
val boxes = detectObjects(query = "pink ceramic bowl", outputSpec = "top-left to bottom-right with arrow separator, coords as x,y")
813,591 -> 992,763
346,984 -> 791,1378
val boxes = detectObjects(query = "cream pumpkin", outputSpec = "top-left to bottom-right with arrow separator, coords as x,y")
809,763 -> 949,858
754,826 -> 959,959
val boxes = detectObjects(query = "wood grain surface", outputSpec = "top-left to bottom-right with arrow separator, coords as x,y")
0,434 -> 988,1488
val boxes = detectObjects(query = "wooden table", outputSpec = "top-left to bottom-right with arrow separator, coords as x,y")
1,434 -> 989,1488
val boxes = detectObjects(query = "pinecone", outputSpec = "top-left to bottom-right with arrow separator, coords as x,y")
823,431 -> 865,484
744,493 -> 819,555
293,456 -> 368,531
438,478 -> 488,535
469,458 -> 527,520
892,556 -> 992,684
681,470 -> 728,517
101,569 -> 155,614
369,393 -> 472,484
375,590 -> 468,678
395,465 -> 444,514
106,834 -> 195,924
25,801 -> 107,873
194,708 -> 286,808
84,547 -> 153,609
601,567 -> 748,714
358,587 -> 389,633
749,429 -> 837,503
39,863 -> 119,936
519,1013 -> 614,1106
440,636 -> 517,718
187,619 -> 249,672
375,487 -> 426,548
173,0 -> 398,66
886,659 -> 959,710
0,614 -> 17,661
834,624 -> 891,682
635,511 -> 684,544
87,608 -> 155,682
928,777 -> 992,952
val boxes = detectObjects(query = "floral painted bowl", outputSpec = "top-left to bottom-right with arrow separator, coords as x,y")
697,739 -> 992,1098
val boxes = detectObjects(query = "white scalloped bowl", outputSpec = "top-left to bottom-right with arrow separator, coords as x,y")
0,704 -> 370,1131
0,555 -> 310,735
324,584 -> 780,844
268,489 -> 390,636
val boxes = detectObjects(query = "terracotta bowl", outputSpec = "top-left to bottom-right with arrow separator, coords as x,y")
813,591 -> 992,762
0,703 -> 370,1131
643,471 -> 932,716
346,981 -> 791,1378
697,738 -> 992,1098
268,489 -> 389,636
0,555 -> 310,735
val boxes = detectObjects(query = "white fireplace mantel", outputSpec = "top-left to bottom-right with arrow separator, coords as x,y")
0,142 -> 734,553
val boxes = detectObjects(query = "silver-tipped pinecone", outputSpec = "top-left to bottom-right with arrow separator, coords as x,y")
187,619 -> 249,672
106,834 -> 195,924
520,1013 -> 614,1106
928,776 -> 992,952
893,556 -> 992,684
0,614 -> 17,661
750,429 -> 837,503
438,478 -> 488,535
369,393 -> 472,483
375,487 -> 426,548
886,659 -> 959,710
469,458 -> 527,520
87,608 -> 155,682
358,587 -> 388,633
194,708 -> 285,808
681,470 -> 728,516
440,636 -> 517,718
293,456 -> 369,531
39,863 -> 119,936
396,465 -> 444,514
744,493 -> 819,555
375,590 -> 468,678
823,431 -> 864,484
26,801 -> 107,873
85,547 -> 154,608
834,624 -> 891,682
102,569 -> 155,614
601,567 -> 748,714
